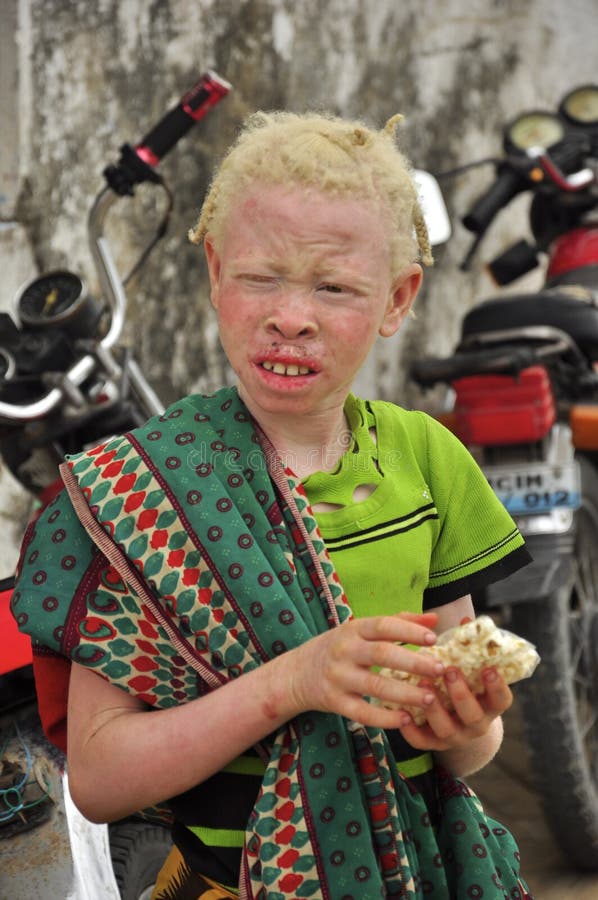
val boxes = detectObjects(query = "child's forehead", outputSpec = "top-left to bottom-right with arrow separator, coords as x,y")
232,181 -> 382,221
224,184 -> 387,244
220,185 -> 394,273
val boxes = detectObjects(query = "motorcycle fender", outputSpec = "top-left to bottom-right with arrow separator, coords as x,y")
484,531 -> 575,607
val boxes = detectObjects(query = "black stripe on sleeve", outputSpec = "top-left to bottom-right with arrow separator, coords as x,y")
423,544 -> 533,609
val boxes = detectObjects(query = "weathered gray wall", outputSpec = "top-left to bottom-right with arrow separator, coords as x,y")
1,0 -> 597,571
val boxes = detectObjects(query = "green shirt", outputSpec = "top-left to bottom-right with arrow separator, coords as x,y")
166,395 -> 532,886
303,394 -> 528,617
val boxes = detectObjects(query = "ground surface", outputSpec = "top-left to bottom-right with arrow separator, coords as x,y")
468,698 -> 598,898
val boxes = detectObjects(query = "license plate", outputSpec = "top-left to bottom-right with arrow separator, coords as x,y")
484,461 -> 581,515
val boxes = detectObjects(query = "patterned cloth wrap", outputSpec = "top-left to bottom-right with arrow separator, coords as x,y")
12,388 -> 532,900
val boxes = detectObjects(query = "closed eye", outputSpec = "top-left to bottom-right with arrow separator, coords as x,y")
240,273 -> 279,287
317,283 -> 346,294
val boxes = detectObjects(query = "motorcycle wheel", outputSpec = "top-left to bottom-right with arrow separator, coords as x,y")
510,454 -> 598,870
109,821 -> 172,900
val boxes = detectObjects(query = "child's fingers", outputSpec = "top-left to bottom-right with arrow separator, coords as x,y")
479,667 -> 513,714
356,613 -> 439,649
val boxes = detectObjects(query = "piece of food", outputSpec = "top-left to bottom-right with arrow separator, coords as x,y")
376,615 -> 540,724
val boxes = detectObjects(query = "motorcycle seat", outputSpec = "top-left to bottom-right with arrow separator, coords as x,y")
460,289 -> 598,361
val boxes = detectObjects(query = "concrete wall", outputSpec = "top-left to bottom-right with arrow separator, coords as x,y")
1,0 -> 597,572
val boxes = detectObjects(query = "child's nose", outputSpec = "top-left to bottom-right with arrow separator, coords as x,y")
264,291 -> 318,339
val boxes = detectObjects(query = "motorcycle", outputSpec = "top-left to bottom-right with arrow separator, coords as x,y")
0,70 -> 231,899
411,84 -> 598,870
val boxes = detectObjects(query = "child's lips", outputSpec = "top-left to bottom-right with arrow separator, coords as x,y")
255,352 -> 321,378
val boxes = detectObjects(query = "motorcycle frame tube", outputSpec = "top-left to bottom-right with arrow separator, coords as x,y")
88,187 -> 127,351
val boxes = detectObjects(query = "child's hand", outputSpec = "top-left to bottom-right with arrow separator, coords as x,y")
396,665 -> 513,751
281,612 -> 445,728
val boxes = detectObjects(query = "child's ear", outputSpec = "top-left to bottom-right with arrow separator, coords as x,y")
204,237 -> 221,309
379,264 -> 423,337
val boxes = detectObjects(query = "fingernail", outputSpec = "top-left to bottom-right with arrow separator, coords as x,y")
434,662 -> 445,675
423,692 -> 435,705
445,668 -> 458,683
483,668 -> 497,683
424,631 -> 437,644
399,713 -> 411,727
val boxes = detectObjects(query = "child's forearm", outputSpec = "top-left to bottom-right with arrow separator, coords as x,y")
66,613 -> 447,823
66,653 -> 299,824
433,716 -> 504,778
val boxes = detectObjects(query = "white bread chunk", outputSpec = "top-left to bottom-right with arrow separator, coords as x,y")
377,615 -> 540,724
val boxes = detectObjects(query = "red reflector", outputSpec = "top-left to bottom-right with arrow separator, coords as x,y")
452,365 -> 556,445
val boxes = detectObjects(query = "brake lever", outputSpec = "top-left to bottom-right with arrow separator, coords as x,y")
459,232 -> 484,272
526,146 -> 594,192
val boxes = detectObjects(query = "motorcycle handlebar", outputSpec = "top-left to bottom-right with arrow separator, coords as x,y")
0,74 -> 230,422
527,146 -> 594,193
461,164 -> 525,234
411,345 -> 541,386
0,355 -> 96,422
134,71 -> 231,167
104,71 -> 231,196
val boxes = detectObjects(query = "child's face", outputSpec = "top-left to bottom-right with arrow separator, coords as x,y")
205,183 -> 421,422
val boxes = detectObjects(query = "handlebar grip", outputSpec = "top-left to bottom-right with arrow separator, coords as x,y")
135,71 -> 232,166
461,164 -> 525,234
411,345 -> 539,386
104,71 -> 231,196
411,352 -> 482,386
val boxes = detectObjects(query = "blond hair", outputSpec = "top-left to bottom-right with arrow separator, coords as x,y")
189,110 -> 433,277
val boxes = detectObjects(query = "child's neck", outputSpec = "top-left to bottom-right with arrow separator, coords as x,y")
251,407 -> 351,481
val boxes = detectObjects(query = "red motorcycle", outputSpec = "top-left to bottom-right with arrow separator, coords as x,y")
0,71 -> 230,899
412,85 -> 598,870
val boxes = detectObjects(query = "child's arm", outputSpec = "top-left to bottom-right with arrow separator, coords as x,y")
67,611 -> 446,823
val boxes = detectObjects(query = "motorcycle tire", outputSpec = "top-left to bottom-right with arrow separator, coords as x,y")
109,820 -> 172,900
510,454 -> 598,870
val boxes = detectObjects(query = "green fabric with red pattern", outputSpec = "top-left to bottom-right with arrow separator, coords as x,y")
12,387 -> 532,899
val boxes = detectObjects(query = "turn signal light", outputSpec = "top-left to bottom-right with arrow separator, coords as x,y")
570,405 -> 598,449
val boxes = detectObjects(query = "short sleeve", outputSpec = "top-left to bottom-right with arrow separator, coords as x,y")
419,413 -> 532,606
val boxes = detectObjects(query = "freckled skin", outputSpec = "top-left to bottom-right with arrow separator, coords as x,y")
204,183 -> 421,434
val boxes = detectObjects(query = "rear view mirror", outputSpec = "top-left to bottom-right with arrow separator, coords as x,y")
413,169 -> 451,246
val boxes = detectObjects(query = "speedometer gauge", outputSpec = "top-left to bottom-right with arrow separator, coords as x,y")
16,271 -> 86,325
504,111 -> 565,152
560,85 -> 598,125
15,271 -> 103,337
